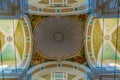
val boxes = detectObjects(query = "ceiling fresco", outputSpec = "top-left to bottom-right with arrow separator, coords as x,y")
29,14 -> 88,67
0,16 -> 32,71
0,31 -> 5,49
34,16 -> 83,59
85,16 -> 120,68
0,13 -> 120,79
0,0 -> 120,80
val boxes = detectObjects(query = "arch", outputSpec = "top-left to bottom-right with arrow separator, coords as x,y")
85,14 -> 120,70
28,0 -> 88,15
27,61 -> 91,80
0,15 -> 33,78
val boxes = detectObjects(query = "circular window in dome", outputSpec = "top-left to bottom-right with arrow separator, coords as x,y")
85,15 -> 120,69
0,15 -> 32,72
34,17 -> 83,59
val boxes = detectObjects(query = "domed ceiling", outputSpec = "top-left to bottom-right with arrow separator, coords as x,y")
29,15 -> 87,67
34,16 -> 83,59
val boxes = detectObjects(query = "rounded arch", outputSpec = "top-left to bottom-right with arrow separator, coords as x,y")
0,15 -> 33,75
27,61 -> 91,80
85,14 -> 120,69
28,0 -> 88,16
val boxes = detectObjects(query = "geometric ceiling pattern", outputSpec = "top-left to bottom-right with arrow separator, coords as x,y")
85,16 -> 120,68
0,0 -> 120,79
0,20 -> 21,69
34,17 -> 83,59
0,20 -> 20,61
0,16 -> 32,71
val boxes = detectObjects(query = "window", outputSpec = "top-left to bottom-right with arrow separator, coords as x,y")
51,72 -> 67,80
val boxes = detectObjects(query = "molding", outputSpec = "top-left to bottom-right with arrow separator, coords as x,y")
28,0 -> 88,15
27,61 -> 91,80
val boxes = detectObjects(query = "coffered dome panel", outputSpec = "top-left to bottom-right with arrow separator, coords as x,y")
34,16 -> 83,59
